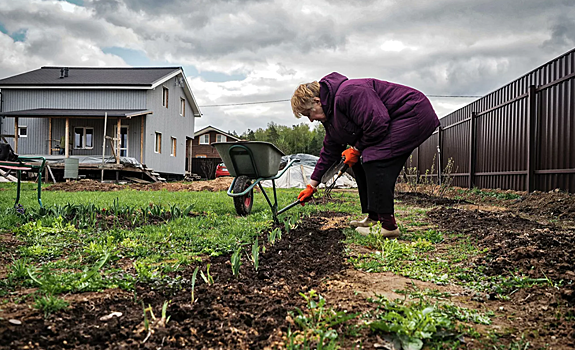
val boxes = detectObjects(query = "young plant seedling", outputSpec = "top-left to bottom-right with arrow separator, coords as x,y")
200,264 -> 215,285
191,266 -> 199,304
231,247 -> 242,277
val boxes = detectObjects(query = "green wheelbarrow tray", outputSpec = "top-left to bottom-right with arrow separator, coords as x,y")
0,156 -> 47,208
212,141 -> 302,222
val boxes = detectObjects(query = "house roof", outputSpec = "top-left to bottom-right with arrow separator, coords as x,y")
0,66 -> 202,117
0,67 -> 181,87
1,108 -> 152,118
194,126 -> 241,141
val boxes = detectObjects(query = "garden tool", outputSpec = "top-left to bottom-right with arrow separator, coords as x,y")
321,157 -> 348,197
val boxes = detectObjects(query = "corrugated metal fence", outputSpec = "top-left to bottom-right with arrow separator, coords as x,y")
412,48 -> 575,193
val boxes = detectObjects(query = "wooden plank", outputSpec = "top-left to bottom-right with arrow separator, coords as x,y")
140,116 -> 144,163
65,118 -> 70,158
0,165 -> 32,171
14,117 -> 18,153
48,118 -> 52,155
125,176 -> 151,184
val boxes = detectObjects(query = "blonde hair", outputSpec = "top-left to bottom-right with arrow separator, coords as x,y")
291,81 -> 320,118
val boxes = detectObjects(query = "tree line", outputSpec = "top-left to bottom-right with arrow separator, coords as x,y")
234,122 -> 326,156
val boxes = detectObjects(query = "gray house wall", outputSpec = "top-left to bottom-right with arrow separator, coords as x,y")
1,77 -> 196,175
144,76 -> 195,175
1,89 -> 147,156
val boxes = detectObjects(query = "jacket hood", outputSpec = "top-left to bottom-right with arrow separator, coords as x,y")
319,72 -> 348,117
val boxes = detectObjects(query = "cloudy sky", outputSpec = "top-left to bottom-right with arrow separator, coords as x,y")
0,0 -> 573,135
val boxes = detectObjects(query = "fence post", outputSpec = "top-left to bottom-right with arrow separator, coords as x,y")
526,85 -> 537,192
437,126 -> 443,185
468,112 -> 477,189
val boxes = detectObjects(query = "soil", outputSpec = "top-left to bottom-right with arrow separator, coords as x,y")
45,178 -> 235,193
2,183 -> 575,349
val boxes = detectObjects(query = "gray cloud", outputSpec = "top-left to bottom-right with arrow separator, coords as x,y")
1,0 -> 574,133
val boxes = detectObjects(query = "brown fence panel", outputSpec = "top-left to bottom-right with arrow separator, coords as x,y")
413,48 -> 575,193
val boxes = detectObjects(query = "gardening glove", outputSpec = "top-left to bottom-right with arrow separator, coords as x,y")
298,184 -> 317,206
342,147 -> 361,167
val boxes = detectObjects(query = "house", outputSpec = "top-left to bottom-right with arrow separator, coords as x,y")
0,66 -> 202,180
191,126 -> 241,178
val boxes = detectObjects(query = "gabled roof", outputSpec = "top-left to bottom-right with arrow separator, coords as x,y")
0,66 -> 180,87
0,66 -> 202,117
194,126 -> 242,141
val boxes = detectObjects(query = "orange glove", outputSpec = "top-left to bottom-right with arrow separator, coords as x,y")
342,147 -> 361,167
297,184 -> 317,205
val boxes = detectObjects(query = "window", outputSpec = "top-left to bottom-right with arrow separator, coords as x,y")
199,134 -> 210,144
180,98 -> 185,117
18,126 -> 28,138
74,127 -> 94,149
216,134 -> 227,142
155,132 -> 162,153
196,155 -> 207,158
171,137 -> 177,157
162,87 -> 169,108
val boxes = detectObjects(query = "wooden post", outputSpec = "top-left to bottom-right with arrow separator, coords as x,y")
140,116 -> 144,163
48,118 -> 52,155
116,118 -> 121,165
101,112 -> 108,183
188,139 -> 192,175
65,118 -> 70,158
526,85 -> 538,192
14,117 -> 18,153
468,112 -> 477,189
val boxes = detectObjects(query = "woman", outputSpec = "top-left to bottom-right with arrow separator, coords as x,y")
292,72 -> 440,238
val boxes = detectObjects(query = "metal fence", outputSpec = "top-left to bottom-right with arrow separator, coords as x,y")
411,48 -> 575,193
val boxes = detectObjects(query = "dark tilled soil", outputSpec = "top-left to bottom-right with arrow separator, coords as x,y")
510,190 -> 575,222
427,207 -> 575,287
0,212 -> 347,350
395,191 -> 471,207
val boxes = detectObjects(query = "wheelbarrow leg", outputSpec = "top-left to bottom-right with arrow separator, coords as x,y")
257,181 -> 279,223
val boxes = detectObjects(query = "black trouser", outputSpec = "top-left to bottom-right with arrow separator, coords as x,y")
352,152 -> 411,215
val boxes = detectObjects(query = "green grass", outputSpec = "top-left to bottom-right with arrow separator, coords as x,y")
0,183 -> 359,298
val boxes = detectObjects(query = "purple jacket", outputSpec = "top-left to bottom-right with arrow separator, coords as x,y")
311,72 -> 440,182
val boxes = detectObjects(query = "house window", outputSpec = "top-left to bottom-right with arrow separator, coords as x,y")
180,98 -> 185,117
199,134 -> 210,144
162,87 -> 169,108
74,127 -> 94,149
196,155 -> 207,158
216,134 -> 227,142
155,132 -> 162,153
171,137 -> 177,157
18,126 -> 28,138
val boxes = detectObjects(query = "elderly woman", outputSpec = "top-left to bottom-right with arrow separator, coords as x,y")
292,72 -> 440,238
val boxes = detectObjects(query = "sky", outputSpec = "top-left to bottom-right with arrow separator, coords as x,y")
0,0 -> 574,135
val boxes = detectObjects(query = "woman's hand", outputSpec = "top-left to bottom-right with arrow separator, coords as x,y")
298,184 -> 317,205
342,147 -> 361,167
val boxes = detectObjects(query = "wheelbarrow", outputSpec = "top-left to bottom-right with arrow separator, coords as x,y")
212,141 -> 302,222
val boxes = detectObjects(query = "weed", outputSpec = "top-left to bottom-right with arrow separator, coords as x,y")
286,290 -> 359,349
33,294 -> 69,317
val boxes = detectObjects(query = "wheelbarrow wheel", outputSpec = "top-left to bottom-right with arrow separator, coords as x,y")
233,175 -> 253,216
